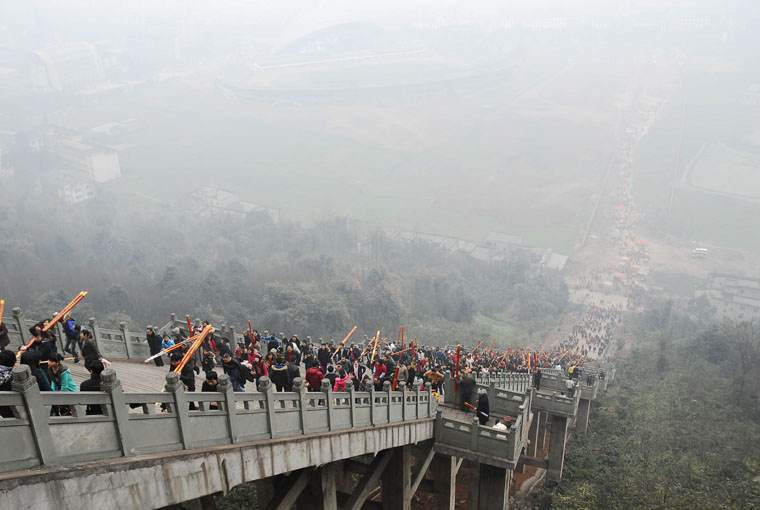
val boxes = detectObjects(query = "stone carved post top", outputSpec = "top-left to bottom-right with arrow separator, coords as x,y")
12,307 -> 21,316
164,371 -> 182,391
258,376 -> 272,391
292,377 -> 304,390
11,364 -> 36,391
398,381 -> 407,391
382,380 -> 391,392
320,378 -> 331,392
101,368 -> 118,384
11,364 -> 31,381
345,379 -> 354,391
412,380 -> 421,391
89,317 -> 96,326
120,322 -> 128,329
217,373 -> 230,390
170,313 -> 176,321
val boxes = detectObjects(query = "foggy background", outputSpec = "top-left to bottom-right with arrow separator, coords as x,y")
1,0 -> 759,341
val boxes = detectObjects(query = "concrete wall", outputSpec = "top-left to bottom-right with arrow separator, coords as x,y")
0,419 -> 433,510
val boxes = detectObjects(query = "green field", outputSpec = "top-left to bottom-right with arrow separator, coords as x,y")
44,53 -> 633,253
632,65 -> 760,251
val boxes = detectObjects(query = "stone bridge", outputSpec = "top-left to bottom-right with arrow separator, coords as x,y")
0,309 -> 614,510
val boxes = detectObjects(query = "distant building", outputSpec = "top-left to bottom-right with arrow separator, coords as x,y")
53,138 -> 121,183
485,232 -> 523,249
57,183 -> 95,204
32,42 -> 105,93
706,274 -> 760,322
189,186 -> 279,223
542,249 -> 569,272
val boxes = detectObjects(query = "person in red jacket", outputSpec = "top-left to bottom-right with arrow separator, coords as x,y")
374,360 -> 387,380
305,361 -> 324,392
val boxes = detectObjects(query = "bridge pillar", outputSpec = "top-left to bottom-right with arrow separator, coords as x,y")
536,411 -> 547,450
547,415 -> 568,480
526,412 -> 539,457
467,461 -> 511,510
432,454 -> 458,510
577,398 -> 591,434
382,445 -> 411,510
256,478 -> 275,509
294,461 -> 340,510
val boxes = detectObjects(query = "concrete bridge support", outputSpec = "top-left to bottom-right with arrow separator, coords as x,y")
536,411 -> 548,450
431,453 -> 461,510
526,412 -> 539,457
547,415 -> 568,480
381,445 -> 411,510
577,398 -> 591,434
467,460 -> 512,510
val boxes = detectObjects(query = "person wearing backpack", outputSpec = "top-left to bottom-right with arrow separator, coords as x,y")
221,352 -> 248,392
62,316 -> 80,363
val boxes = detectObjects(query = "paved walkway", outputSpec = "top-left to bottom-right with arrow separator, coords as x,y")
68,360 -> 205,392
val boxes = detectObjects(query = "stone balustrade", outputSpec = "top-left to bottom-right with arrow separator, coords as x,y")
434,412 -> 522,468
531,389 -> 580,417
0,365 -> 436,474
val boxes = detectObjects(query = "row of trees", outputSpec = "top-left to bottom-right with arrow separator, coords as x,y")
0,184 -> 569,346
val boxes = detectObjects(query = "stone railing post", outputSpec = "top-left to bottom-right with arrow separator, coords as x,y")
165,371 -> 191,449
229,326 -> 236,346
383,380 -> 392,423
427,381 -> 434,417
258,376 -> 277,439
13,307 -> 27,346
345,379 -> 356,427
101,368 -> 133,457
321,378 -> 334,429
488,382 -> 496,407
443,371 -> 455,405
369,381 -> 377,425
413,380 -> 422,419
218,374 -> 238,443
434,410 -> 443,440
120,321 -> 135,359
53,319 -> 66,357
398,381 -> 407,420
470,416 -> 479,451
12,365 -> 57,465
294,378 -> 308,434
88,317 -> 105,359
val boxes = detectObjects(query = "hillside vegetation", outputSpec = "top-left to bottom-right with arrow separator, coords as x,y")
522,307 -> 760,509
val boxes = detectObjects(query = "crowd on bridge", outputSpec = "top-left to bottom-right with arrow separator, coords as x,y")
0,302 -> 618,421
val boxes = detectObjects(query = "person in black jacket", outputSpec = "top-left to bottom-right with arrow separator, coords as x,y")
221,352 -> 246,392
317,342 -> 332,372
458,372 -> 476,412
476,393 -> 490,426
80,359 -> 105,415
170,352 -> 197,409
201,371 -> 220,410
286,361 -> 300,391
0,323 -> 10,350
270,357 -> 290,392
79,329 -> 102,364
0,350 -> 15,417
146,327 -> 164,367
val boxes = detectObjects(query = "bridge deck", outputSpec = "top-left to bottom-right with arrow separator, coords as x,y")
67,360 -> 207,392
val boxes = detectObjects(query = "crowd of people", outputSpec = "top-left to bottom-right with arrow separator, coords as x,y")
0,300 -> 618,422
